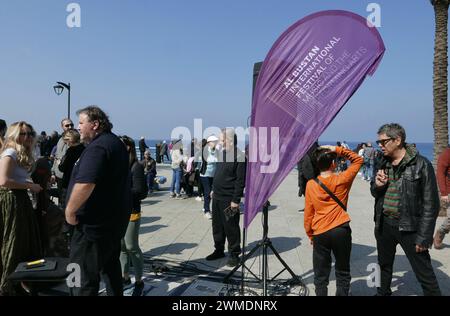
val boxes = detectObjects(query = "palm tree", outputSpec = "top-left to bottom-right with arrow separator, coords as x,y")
431,0 -> 449,161
431,0 -> 449,216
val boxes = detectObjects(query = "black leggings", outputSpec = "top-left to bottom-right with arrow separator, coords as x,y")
312,223 -> 352,296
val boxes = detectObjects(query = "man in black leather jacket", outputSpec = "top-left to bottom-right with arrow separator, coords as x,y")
371,123 -> 441,296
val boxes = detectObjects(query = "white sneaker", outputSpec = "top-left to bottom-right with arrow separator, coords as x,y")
195,196 -> 202,202
204,212 -> 212,219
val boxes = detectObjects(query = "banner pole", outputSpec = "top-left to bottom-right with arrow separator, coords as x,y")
262,203 -> 269,295
241,226 -> 246,294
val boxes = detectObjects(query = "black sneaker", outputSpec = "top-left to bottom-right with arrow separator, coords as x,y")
132,281 -> 145,296
122,278 -> 132,286
205,251 -> 225,261
227,256 -> 240,267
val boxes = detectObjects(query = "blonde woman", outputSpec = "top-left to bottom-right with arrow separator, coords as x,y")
0,121 -> 43,295
58,129 -> 84,207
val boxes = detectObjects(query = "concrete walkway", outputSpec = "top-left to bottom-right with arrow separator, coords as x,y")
136,164 -> 450,296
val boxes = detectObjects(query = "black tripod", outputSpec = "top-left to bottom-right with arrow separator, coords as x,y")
223,203 -> 304,295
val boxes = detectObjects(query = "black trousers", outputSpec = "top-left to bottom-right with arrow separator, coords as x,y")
69,228 -> 123,296
313,223 -> 352,296
375,220 -> 441,296
211,198 -> 241,256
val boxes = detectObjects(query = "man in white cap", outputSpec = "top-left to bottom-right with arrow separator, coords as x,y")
199,135 -> 219,219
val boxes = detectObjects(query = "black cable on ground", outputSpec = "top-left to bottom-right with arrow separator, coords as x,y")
140,254 -> 307,296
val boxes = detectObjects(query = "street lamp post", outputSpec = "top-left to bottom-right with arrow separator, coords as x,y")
53,82 -> 71,119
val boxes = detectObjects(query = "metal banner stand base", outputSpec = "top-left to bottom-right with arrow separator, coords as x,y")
224,203 -> 305,296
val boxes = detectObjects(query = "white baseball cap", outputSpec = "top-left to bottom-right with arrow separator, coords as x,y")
207,135 -> 219,143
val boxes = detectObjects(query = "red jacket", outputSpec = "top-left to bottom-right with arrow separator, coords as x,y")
437,148 -> 450,196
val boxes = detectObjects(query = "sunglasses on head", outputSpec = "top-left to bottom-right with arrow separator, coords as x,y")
376,138 -> 394,147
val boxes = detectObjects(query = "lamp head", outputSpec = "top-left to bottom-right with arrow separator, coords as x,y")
53,84 -> 64,95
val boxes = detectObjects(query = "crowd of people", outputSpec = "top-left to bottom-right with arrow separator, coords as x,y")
0,112 -> 449,297
162,131 -> 245,266
0,109 -> 247,296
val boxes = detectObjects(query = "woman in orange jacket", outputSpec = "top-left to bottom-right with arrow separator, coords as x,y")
304,145 -> 363,296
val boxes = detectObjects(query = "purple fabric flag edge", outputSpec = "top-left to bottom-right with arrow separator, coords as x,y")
244,10 -> 385,228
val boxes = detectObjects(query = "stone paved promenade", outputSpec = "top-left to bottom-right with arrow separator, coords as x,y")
137,164 -> 450,296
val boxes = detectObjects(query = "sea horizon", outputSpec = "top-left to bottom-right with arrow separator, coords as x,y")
136,139 -> 437,161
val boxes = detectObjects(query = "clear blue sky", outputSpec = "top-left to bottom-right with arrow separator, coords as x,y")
0,0 -> 445,142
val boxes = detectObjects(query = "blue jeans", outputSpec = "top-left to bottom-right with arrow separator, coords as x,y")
146,171 -> 156,191
171,168 -> 182,194
364,162 -> 373,180
200,176 -> 213,212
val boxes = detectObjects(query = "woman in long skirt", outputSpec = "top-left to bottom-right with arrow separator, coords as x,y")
0,121 -> 43,295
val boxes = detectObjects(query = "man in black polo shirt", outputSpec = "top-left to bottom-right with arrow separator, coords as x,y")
65,106 -> 131,296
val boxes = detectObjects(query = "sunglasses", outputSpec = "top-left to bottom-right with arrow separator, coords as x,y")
19,132 -> 35,137
376,138 -> 394,147
65,124 -> 74,128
